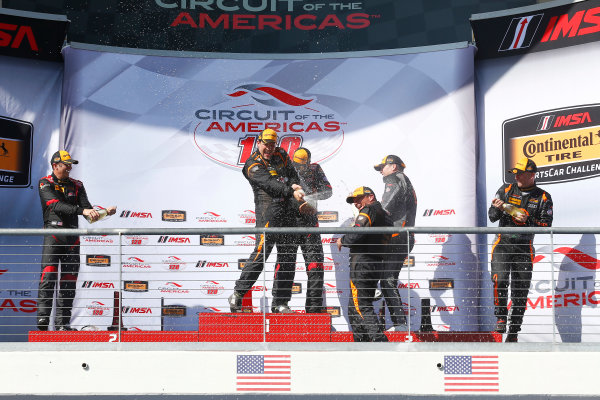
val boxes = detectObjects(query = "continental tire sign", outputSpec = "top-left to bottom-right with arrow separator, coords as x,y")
0,116 -> 32,188
503,104 -> 600,184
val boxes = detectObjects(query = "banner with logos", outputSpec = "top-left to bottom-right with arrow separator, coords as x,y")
0,55 -> 63,340
58,42 -> 478,333
3,0 -> 508,54
0,8 -> 68,61
475,0 -> 600,342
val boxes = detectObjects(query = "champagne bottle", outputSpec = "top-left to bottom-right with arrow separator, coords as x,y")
502,203 -> 526,219
85,206 -> 109,224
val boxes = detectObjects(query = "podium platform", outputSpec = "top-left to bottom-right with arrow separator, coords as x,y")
198,313 -> 332,342
28,313 -> 502,343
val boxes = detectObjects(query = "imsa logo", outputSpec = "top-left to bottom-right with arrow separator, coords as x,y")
122,306 -> 152,314
157,236 -> 192,244
81,281 -> 115,289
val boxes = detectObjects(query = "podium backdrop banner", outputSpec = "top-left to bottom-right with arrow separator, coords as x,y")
0,54 -> 63,340
59,44 -> 477,333
476,1 -> 600,342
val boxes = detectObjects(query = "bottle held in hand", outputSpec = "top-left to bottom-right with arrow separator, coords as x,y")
502,203 -> 527,219
86,205 -> 110,224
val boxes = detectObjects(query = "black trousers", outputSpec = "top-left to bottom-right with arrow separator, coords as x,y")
38,234 -> 80,327
380,232 -> 414,326
348,254 -> 388,342
491,238 -> 533,334
290,231 -> 325,313
235,231 -> 297,307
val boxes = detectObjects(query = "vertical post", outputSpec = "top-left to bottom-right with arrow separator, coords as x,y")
119,232 -> 123,339
262,229 -> 267,343
406,228 -> 411,334
550,230 -> 556,344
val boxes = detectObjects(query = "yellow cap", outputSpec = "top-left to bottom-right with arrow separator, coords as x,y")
345,186 -> 375,203
293,148 -> 311,165
508,157 -> 537,174
258,128 -> 277,143
51,150 -> 78,165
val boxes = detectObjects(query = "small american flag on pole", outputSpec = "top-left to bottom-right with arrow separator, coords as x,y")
236,355 -> 291,392
443,355 -> 499,392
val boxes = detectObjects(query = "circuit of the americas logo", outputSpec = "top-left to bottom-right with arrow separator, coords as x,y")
0,116 -> 33,188
503,104 -> 600,184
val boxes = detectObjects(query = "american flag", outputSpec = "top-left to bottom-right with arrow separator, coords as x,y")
443,355 -> 499,392
236,355 -> 291,392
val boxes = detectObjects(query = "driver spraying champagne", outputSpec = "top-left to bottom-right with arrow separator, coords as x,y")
229,129 -> 305,314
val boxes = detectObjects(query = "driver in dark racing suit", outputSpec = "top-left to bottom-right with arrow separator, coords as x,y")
374,155 -> 417,331
337,186 -> 392,342
229,129 -> 306,314
38,150 -> 116,331
290,147 -> 332,313
489,157 -> 553,342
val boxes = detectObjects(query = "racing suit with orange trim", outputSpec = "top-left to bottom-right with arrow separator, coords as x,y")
234,148 -> 300,308
489,183 -> 553,334
38,173 -> 92,328
380,171 -> 417,327
291,163 -> 332,313
340,200 -> 392,342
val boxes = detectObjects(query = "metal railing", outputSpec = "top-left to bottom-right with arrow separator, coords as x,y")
0,226 -> 598,344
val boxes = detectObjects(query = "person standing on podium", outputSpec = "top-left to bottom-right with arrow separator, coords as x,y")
489,157 -> 553,342
229,129 -> 306,314
337,186 -> 392,342
37,150 -> 116,331
374,154 -> 417,331
290,147 -> 332,314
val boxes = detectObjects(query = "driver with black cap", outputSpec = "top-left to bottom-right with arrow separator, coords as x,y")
37,150 -> 117,331
336,186 -> 392,342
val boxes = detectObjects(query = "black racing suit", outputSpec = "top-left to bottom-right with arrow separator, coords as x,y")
341,201 -> 392,342
291,163 -> 332,313
234,148 -> 300,308
380,171 -> 417,327
489,183 -> 553,334
38,173 -> 92,328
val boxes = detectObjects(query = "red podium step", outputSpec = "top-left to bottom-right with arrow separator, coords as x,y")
198,313 -> 332,342
29,330 -> 199,342
198,313 -> 265,342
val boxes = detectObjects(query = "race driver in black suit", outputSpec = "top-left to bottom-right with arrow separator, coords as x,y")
37,150 -> 116,331
290,147 -> 332,313
229,129 -> 306,314
337,186 -> 392,342
489,157 -> 553,342
374,154 -> 417,331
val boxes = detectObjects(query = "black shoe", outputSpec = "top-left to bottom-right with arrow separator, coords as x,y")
495,319 -> 507,333
56,326 -> 76,331
271,305 -> 293,314
505,333 -> 518,342
37,317 -> 49,331
228,292 -> 243,313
